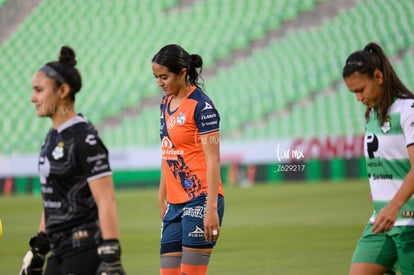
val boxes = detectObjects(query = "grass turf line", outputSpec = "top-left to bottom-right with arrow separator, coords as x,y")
0,179 -> 372,274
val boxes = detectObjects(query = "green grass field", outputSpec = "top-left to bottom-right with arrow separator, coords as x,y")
0,180 -> 373,274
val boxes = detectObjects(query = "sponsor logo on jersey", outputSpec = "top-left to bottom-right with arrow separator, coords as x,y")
366,134 -> 379,159
201,121 -> 218,128
167,116 -> 176,129
183,206 -> 204,218
44,200 -> 62,209
201,113 -> 217,120
39,157 -> 50,184
161,137 -> 183,158
73,230 -> 90,240
91,163 -> 110,173
177,112 -> 185,125
52,142 -> 64,160
85,134 -> 97,145
402,211 -> 414,218
368,173 -> 393,180
366,160 -> 382,167
41,186 -> 53,194
162,137 -> 173,149
200,111 -> 219,128
202,102 -> 213,111
87,153 -> 107,163
188,226 -> 205,238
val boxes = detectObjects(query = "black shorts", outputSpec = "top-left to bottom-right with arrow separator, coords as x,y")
45,228 -> 101,274
44,246 -> 100,275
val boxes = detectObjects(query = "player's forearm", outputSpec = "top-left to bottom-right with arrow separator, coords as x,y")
159,184 -> 167,204
206,161 -> 220,209
89,176 -> 120,240
159,161 -> 167,204
38,210 -> 46,233
98,200 -> 120,240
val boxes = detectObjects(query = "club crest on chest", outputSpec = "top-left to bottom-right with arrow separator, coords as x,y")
52,142 -> 64,160
177,112 -> 185,125
381,116 -> 391,134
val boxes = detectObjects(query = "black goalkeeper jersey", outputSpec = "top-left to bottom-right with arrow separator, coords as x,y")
38,115 -> 112,240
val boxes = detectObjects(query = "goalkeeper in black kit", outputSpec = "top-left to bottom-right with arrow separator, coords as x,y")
19,45 -> 126,275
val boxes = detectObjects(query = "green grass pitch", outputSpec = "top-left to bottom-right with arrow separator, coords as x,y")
0,179 -> 375,274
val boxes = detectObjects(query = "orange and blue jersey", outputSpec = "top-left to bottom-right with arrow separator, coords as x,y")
160,86 -> 224,204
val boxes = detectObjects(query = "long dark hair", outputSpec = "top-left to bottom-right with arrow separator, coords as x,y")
342,42 -> 414,124
152,44 -> 204,88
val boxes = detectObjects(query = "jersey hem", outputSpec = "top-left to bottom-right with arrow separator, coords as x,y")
199,129 -> 219,135
87,171 -> 112,182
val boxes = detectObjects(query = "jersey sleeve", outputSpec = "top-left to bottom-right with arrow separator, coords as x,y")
194,99 -> 220,135
76,130 -> 112,182
401,100 -> 414,146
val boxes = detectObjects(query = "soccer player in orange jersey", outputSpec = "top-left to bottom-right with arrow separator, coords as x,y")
152,44 -> 225,275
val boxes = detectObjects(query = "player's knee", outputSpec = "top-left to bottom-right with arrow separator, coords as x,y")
181,249 -> 211,266
160,255 -> 181,269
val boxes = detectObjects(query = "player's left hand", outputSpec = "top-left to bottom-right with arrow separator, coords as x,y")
204,207 -> 220,243
371,203 -> 399,234
96,239 -> 126,275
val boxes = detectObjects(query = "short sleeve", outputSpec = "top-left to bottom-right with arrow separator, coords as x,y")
401,100 -> 414,147
76,132 -> 112,182
194,100 -> 220,135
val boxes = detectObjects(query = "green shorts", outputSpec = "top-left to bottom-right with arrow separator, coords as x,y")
352,224 -> 414,274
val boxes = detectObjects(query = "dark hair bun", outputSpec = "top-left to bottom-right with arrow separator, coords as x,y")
190,54 -> 203,68
59,46 -> 77,66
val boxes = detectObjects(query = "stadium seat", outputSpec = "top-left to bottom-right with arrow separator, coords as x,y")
1,0 -> 413,154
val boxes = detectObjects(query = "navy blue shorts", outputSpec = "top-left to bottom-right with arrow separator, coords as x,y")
160,195 -> 224,254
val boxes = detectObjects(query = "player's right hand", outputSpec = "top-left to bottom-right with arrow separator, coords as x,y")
19,232 -> 50,275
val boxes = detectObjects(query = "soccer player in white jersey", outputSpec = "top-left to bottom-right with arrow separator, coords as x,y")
20,46 -> 125,275
343,42 -> 414,275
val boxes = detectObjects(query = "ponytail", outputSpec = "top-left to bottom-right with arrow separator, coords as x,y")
40,46 -> 82,101
152,44 -> 204,89
343,42 -> 414,124
188,54 -> 203,87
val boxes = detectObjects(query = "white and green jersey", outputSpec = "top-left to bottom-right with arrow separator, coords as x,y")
365,98 -> 414,226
